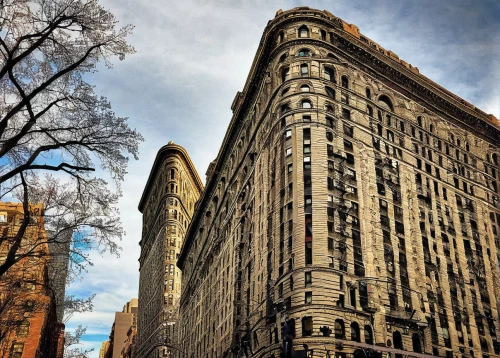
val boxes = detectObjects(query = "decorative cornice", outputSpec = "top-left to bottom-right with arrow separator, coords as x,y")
138,143 -> 203,213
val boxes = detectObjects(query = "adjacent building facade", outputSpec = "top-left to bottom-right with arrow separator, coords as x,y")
178,7 -> 500,358
101,299 -> 138,358
137,142 -> 203,358
0,202 -> 64,358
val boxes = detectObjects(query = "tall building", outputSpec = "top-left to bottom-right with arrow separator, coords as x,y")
177,7 -> 500,358
0,202 -> 64,358
47,228 -> 72,323
101,299 -> 138,358
137,142 -> 203,358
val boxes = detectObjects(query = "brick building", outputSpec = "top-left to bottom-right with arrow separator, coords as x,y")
0,202 -> 64,358
137,142 -> 203,358
177,7 -> 500,358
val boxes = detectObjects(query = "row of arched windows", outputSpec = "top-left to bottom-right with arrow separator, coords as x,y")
277,25 -> 327,44
333,319 -> 373,343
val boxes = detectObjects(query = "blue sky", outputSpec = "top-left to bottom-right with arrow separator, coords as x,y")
64,0 -> 500,355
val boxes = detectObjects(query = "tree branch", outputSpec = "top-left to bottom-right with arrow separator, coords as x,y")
0,172 -> 30,276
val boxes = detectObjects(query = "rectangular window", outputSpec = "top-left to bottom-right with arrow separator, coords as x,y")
302,316 -> 313,336
342,109 -> 351,120
344,139 -> 353,151
305,242 -> 312,265
343,124 -> 353,137
305,291 -> 312,304
350,287 -> 356,308
301,64 -> 309,77
285,130 -> 292,139
285,148 -> 292,157
287,163 -> 293,173
327,145 -> 334,157
305,271 -> 312,287
11,343 -> 24,358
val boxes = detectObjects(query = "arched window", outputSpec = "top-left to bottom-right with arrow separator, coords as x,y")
282,67 -> 290,82
351,322 -> 360,342
298,48 -> 310,57
412,333 -> 422,353
417,116 -> 423,127
429,123 -> 434,133
300,64 -> 309,77
300,85 -> 310,92
341,76 -> 349,88
493,153 -> 498,165
393,331 -> 403,349
281,87 -> 290,96
299,25 -> 309,38
378,110 -> 383,121
364,325 -> 373,344
302,100 -> 312,109
325,86 -> 335,99
169,264 -> 174,275
168,294 -> 173,305
334,319 -> 345,339
17,320 -> 30,336
320,29 -> 327,41
366,88 -> 371,99
279,53 -> 287,63
457,138 -> 461,147
278,31 -> 284,43
326,131 -> 334,142
378,95 -> 394,112
324,67 -> 334,81
367,105 -> 373,117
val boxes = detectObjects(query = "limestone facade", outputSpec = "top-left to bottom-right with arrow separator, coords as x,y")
177,7 -> 500,358
137,143 -> 203,358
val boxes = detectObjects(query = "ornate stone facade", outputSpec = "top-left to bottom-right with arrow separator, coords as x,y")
137,143 -> 203,358
177,7 -> 500,358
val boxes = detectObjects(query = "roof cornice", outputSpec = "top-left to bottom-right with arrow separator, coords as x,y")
138,143 -> 203,213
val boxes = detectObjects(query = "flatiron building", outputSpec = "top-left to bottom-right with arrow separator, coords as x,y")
178,7 -> 500,358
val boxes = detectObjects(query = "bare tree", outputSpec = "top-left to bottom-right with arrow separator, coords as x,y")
0,0 -> 142,354
63,325 -> 93,358
0,0 -> 142,274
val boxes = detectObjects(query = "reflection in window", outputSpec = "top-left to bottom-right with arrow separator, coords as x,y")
302,100 -> 312,109
298,48 -> 310,57
300,85 -> 310,92
299,25 -> 309,38
301,64 -> 309,77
